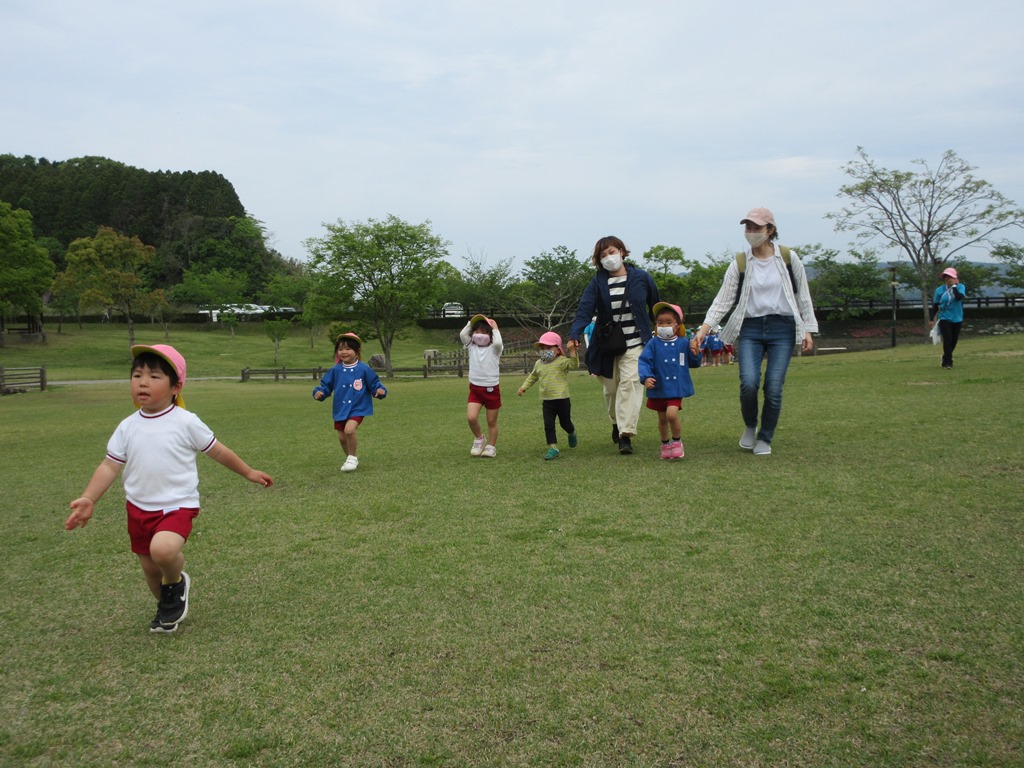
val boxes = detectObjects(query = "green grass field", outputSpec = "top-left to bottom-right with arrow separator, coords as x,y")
1,327 -> 1022,766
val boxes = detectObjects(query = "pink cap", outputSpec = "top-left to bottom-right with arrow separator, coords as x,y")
942,267 -> 958,279
131,344 -> 187,409
131,344 -> 186,388
652,302 -> 685,335
740,207 -> 776,227
535,331 -> 564,354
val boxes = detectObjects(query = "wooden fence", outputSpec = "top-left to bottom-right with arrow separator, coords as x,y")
241,366 -> 328,382
0,366 -> 47,393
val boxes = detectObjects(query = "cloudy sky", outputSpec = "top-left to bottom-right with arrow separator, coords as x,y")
3,1 -> 1022,271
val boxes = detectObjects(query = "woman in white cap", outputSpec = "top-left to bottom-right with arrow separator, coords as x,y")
691,208 -> 818,455
930,267 -> 967,369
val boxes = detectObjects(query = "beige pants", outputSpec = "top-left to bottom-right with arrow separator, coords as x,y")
600,345 -> 643,436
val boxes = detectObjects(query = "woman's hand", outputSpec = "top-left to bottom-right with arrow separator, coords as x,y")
802,333 -> 814,353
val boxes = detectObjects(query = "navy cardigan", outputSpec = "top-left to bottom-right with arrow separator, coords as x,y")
569,265 -> 660,378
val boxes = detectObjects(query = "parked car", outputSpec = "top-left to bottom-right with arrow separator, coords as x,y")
441,302 -> 465,317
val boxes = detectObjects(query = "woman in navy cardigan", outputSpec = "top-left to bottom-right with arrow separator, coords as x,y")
568,236 -> 660,455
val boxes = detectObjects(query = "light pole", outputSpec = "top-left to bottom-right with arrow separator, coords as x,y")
889,265 -> 898,348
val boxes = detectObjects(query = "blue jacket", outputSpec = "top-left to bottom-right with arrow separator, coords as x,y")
638,336 -> 701,399
568,264 -> 660,378
313,361 -> 387,421
932,283 -> 966,323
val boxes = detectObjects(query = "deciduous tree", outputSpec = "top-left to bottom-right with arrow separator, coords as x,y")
827,147 -> 1024,328
0,201 -> 54,339
305,215 -> 449,375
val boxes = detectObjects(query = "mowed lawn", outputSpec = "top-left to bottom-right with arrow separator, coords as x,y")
1,329 -> 1022,767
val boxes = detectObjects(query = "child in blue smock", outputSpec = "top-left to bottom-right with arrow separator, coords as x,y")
313,333 -> 387,472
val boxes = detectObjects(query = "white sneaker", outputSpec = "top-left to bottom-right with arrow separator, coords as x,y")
340,455 -> 359,472
470,436 -> 486,456
739,427 -> 757,450
752,440 -> 772,456
481,445 -> 497,458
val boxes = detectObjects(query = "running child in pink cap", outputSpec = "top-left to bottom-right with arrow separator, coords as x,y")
66,344 -> 274,634
638,303 -> 702,459
517,331 -> 580,460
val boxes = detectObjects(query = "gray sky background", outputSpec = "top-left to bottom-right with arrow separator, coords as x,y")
3,1 -> 1022,271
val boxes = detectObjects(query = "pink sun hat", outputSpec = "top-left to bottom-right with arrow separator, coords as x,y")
652,302 -> 685,335
942,267 -> 958,279
130,344 -> 188,409
740,207 -> 776,227
535,331 -> 564,354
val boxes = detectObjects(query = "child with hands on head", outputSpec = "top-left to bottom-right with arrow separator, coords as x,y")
638,303 -> 702,460
461,314 -> 503,457
313,333 -> 387,472
65,344 -> 273,634
517,331 -> 580,460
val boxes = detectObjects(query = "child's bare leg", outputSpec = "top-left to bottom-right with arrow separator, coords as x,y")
667,406 -> 682,440
138,554 -> 164,599
147,530 -> 186,586
467,402 -> 484,439
485,407 -> 499,446
657,412 -> 670,442
344,421 -> 359,456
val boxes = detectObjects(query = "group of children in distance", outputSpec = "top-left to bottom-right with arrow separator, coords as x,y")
66,302 -> 700,633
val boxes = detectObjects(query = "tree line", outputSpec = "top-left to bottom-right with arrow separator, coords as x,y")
2,149 -> 1023,367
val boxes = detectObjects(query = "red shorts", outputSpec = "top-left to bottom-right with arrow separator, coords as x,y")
468,383 -> 502,410
334,416 -> 364,430
646,397 -> 682,412
126,501 -> 199,556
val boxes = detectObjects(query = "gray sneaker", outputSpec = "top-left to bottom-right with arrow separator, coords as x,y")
739,427 -> 757,450
753,439 -> 772,456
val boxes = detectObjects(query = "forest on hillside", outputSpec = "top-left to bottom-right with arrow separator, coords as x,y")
0,153 -> 297,289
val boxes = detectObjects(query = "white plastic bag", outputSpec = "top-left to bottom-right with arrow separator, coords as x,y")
929,321 -> 941,345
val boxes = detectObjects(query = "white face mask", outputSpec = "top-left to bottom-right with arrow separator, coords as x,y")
539,349 -> 556,361
471,333 -> 491,346
745,231 -> 769,248
600,253 -> 623,272
656,326 -> 676,339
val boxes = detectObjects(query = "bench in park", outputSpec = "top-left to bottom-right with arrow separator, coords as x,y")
241,367 -> 328,382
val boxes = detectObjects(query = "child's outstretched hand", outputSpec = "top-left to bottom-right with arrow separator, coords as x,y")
644,377 -> 656,389
65,497 -> 95,530
375,388 -> 387,399
247,470 -> 274,488
517,387 -> 525,396
313,390 -> 325,401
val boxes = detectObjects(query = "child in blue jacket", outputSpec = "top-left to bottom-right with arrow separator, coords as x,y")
313,333 -> 387,472
638,303 -> 702,460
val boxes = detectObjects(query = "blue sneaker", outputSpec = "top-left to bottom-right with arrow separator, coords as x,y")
544,447 -> 560,460
568,432 -> 578,448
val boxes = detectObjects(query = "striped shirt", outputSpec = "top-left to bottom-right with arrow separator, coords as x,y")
608,275 -> 642,348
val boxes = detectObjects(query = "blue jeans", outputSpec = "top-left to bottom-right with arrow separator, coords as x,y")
736,315 -> 796,444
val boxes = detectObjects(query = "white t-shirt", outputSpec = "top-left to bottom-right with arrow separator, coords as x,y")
106,404 -> 217,511
745,255 -> 790,318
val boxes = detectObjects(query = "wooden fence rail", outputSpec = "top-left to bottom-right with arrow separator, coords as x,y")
241,367 -> 328,382
0,366 -> 47,393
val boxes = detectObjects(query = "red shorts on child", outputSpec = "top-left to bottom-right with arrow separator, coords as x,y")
334,416 -> 364,430
468,383 -> 502,410
126,501 -> 199,555
646,397 -> 683,412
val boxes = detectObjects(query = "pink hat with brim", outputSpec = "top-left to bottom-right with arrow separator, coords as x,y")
652,302 -> 685,335
942,267 -> 958,279
535,331 -> 564,355
469,314 -> 497,329
131,344 -> 187,409
740,207 -> 776,227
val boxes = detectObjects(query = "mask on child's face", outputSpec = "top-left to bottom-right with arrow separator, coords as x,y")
539,349 -> 556,361
656,326 -> 676,339
471,333 -> 491,346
